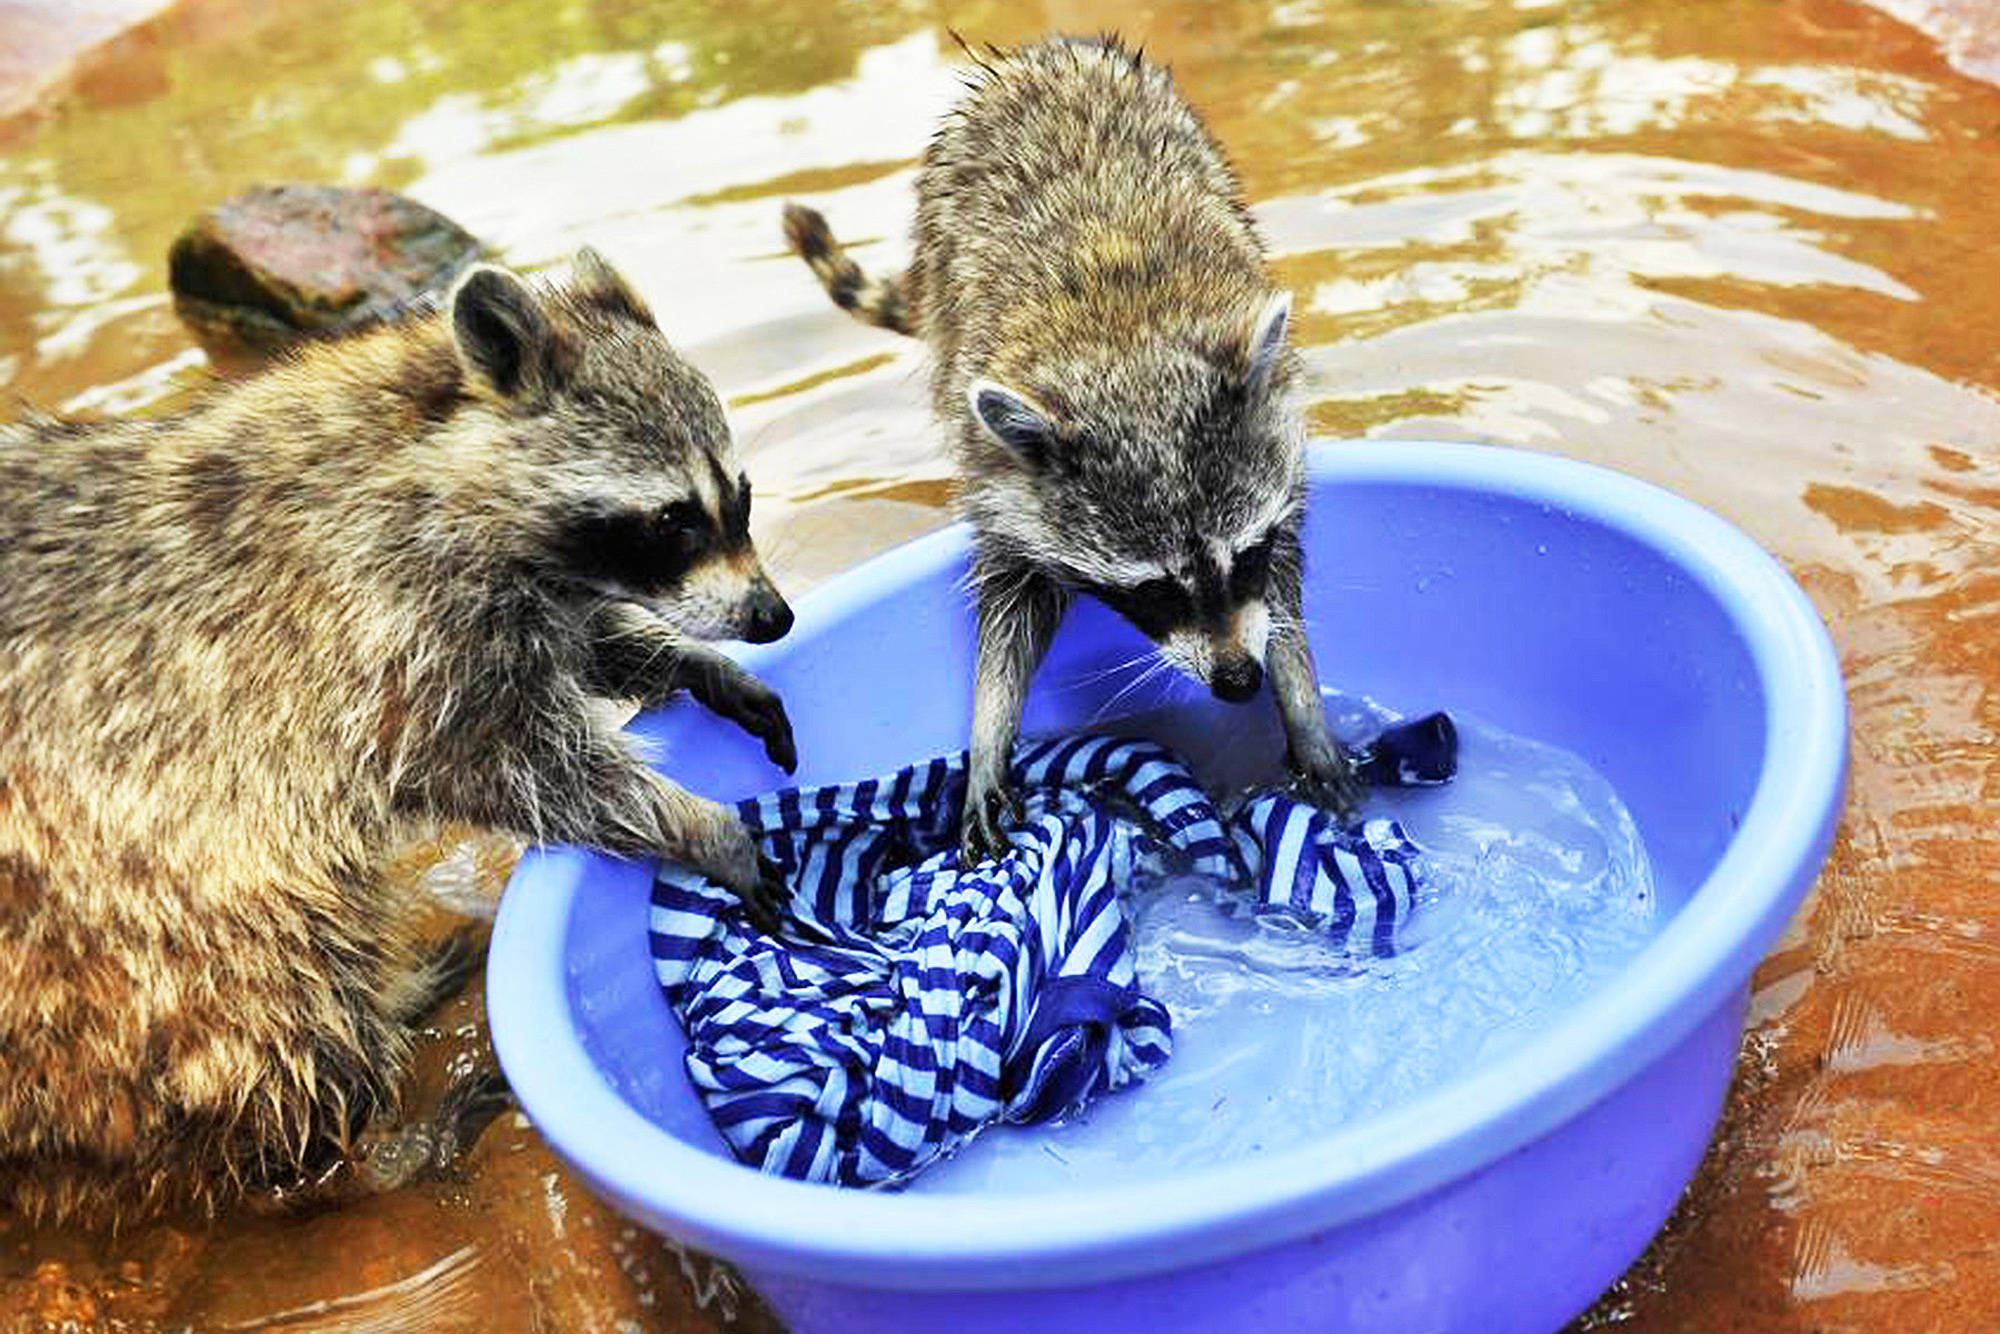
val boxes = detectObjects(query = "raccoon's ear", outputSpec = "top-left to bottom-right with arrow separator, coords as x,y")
572,246 -> 655,325
1240,290 -> 1293,394
967,380 -> 1060,469
451,265 -> 561,402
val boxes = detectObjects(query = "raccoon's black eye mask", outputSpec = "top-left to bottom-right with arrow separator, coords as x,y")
1084,530 -> 1277,637
1096,576 -> 1193,639
656,498 -> 706,543
552,510 -> 695,590
552,487 -> 740,593
652,469 -> 751,548
1229,533 -> 1276,600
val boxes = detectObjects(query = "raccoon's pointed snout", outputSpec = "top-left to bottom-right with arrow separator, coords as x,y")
741,575 -> 793,644
1210,654 -> 1263,704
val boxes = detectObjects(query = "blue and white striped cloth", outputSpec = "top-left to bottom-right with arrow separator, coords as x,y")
649,734 -> 1425,1187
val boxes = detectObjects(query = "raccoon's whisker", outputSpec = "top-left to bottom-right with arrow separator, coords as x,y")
1088,653 -> 1170,725
1064,649 -> 1156,688
1128,656 -> 1179,712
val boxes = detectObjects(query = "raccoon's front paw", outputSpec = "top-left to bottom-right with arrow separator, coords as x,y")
689,661 -> 797,774
1287,740 -> 1365,823
959,775 -> 1024,867
691,817 -> 791,935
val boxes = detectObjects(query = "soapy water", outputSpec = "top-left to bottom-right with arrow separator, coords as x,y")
907,692 -> 1656,1195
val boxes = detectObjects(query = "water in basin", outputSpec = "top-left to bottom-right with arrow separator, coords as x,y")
907,692 -> 1657,1194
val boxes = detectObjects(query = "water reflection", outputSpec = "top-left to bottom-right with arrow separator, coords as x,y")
4,0 -> 2000,1328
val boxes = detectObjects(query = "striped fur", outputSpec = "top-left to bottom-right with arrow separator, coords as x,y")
781,202 -> 914,335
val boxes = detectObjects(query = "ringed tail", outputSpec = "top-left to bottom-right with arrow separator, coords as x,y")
781,202 -> 914,336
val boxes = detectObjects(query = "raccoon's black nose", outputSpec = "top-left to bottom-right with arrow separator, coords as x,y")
1211,657 -> 1263,703
743,588 -> 794,644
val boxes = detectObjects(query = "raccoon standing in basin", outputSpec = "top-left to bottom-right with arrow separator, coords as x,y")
783,35 -> 1359,862
0,249 -> 795,1221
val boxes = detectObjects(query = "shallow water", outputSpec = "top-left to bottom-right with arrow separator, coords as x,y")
913,696 -> 1657,1194
5,0 -> 2000,1328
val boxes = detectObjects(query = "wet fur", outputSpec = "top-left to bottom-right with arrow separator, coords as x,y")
785,36 -> 1356,858
0,252 -> 793,1222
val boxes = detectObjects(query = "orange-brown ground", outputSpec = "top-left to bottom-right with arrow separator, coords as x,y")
3,0 -> 1999,1329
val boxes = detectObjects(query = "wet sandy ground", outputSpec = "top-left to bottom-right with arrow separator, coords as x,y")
3,0 -> 2000,1329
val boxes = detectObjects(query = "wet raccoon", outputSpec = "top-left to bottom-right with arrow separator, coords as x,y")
784,35 -> 1359,862
0,249 -> 796,1221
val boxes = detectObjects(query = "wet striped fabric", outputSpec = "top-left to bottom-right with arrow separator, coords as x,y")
1228,792 -> 1426,957
649,734 -> 1425,1187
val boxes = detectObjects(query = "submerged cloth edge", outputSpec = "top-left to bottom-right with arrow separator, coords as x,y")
649,735 -> 1426,1187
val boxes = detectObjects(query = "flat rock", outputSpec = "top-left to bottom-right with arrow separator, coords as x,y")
169,184 -> 485,354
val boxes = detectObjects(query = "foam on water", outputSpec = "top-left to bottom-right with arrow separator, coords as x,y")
906,692 -> 1657,1195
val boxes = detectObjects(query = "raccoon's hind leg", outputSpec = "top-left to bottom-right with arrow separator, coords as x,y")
349,1066 -> 513,1194
266,931 -> 511,1207
584,602 -> 796,773
962,560 -> 1069,865
781,202 -> 916,336
397,923 -> 487,1021
1265,532 -> 1362,819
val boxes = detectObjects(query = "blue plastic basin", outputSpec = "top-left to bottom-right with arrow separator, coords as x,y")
488,441 -> 1846,1334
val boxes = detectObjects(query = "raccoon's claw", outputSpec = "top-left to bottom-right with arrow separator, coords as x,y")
724,676 -> 795,774
745,853 -> 791,936
722,864 -> 788,935
721,683 -> 794,774
1287,742 -> 1366,823
960,780 -> 1024,867
692,819 -> 791,934
753,699 -> 797,775
316,1064 -> 516,1200
357,1066 -> 514,1190
690,662 -> 797,774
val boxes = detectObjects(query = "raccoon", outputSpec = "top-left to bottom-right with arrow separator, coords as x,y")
783,35 -> 1359,863
0,249 -> 795,1221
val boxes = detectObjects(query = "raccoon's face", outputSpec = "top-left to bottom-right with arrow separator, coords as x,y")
543,452 -> 793,644
965,291 -> 1302,702
450,251 -> 793,644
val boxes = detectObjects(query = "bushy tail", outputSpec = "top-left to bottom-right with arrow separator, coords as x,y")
781,202 -> 914,336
